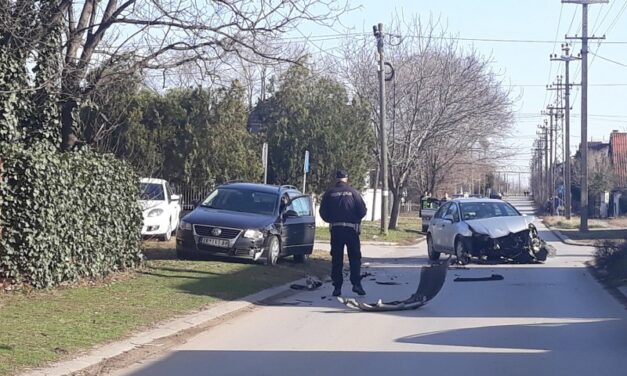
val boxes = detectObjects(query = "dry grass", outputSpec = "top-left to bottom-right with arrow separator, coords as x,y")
609,217 -> 627,228
543,216 -> 611,230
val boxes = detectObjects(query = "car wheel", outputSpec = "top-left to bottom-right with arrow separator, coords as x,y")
265,236 -> 280,266
421,224 -> 429,233
293,254 -> 309,263
455,237 -> 471,265
159,224 -> 172,242
427,235 -> 440,261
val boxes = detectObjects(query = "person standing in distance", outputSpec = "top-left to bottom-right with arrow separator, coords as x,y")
319,169 -> 368,297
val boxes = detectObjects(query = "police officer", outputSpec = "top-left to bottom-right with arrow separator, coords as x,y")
319,169 -> 368,297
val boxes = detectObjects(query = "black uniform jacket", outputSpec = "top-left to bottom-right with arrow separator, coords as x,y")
319,182 -> 368,224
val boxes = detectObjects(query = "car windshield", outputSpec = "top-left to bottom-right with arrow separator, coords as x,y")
459,202 -> 520,220
201,188 -> 278,215
140,183 -> 165,201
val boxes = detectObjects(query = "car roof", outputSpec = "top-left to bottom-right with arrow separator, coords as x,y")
219,182 -> 300,194
140,178 -> 167,184
449,198 -> 507,204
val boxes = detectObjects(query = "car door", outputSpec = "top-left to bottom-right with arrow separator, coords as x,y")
440,203 -> 461,252
430,202 -> 450,250
281,194 -> 315,255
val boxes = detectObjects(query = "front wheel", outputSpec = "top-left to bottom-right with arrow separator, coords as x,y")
159,223 -> 172,242
265,236 -> 280,266
427,235 -> 440,261
455,237 -> 471,265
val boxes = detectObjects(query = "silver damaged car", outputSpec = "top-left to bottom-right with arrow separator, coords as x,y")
426,198 -> 548,264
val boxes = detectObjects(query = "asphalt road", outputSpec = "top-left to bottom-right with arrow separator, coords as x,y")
112,198 -> 627,376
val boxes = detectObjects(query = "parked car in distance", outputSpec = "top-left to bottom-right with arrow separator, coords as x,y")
426,198 -> 547,264
419,197 -> 441,233
176,182 -> 315,265
140,178 -> 181,241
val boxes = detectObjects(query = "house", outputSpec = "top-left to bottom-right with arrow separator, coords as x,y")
609,130 -> 627,216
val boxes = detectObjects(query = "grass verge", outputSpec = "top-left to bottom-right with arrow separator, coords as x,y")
0,242 -> 330,376
316,215 -> 422,244
594,240 -> 627,288
542,216 -> 609,230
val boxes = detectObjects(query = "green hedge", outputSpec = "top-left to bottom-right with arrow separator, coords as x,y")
0,144 -> 143,288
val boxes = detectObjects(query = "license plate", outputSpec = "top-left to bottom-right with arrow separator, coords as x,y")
199,237 -> 230,248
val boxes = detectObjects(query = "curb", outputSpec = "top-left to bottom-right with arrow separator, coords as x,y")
545,225 -> 592,247
20,276 -> 312,376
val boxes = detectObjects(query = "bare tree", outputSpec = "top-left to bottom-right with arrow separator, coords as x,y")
335,16 -> 514,227
3,0 -> 350,150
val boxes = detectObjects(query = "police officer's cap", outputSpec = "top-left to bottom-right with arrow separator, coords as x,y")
336,169 -> 348,179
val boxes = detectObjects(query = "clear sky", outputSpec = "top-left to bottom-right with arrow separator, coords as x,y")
295,0 -> 627,179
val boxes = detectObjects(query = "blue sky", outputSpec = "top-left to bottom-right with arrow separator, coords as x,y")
296,0 -> 627,174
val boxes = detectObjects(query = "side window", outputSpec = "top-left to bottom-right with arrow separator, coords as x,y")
292,197 -> 311,216
448,203 -> 460,222
434,203 -> 450,219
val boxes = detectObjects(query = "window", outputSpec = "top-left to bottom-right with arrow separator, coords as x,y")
459,202 -> 520,220
434,202 -> 451,219
201,188 -> 278,215
140,183 -> 165,201
284,193 -> 312,216
446,203 -> 460,222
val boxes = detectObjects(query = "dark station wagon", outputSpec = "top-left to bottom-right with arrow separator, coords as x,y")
176,182 -> 315,265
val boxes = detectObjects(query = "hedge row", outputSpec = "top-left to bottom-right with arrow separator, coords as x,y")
0,144 -> 143,288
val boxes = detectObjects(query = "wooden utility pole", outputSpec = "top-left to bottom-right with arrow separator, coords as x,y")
563,0 -> 607,231
550,43 -> 581,219
373,23 -> 389,235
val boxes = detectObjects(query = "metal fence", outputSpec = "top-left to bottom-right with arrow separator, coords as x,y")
172,184 -> 214,210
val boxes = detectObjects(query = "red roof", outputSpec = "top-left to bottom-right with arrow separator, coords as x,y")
610,132 -> 627,189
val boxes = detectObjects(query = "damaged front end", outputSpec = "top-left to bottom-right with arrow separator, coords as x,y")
469,225 -> 549,263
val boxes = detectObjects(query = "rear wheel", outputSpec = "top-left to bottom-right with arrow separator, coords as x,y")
455,237 -> 471,265
427,235 -> 440,261
265,236 -> 280,266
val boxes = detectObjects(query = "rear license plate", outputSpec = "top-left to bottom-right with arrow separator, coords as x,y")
199,237 -> 230,248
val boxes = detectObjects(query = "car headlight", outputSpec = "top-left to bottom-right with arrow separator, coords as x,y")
147,208 -> 164,217
179,220 -> 192,231
243,229 -> 264,240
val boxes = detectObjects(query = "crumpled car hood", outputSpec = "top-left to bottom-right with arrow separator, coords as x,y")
466,216 -> 533,238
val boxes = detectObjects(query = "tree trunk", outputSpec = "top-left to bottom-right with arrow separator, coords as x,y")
389,186 -> 401,230
60,99 -> 77,151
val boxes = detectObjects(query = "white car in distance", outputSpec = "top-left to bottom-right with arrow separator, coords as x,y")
140,178 -> 181,241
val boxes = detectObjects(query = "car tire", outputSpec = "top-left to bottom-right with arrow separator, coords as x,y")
265,236 -> 280,266
159,224 -> 172,242
293,254 -> 309,263
427,235 -> 440,261
455,237 -> 471,265
421,224 -> 429,233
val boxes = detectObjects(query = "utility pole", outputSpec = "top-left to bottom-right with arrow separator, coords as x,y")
563,0 -> 607,231
550,43 -> 581,219
373,23 -> 389,235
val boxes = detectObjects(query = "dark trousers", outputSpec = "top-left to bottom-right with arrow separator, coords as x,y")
330,226 -> 362,288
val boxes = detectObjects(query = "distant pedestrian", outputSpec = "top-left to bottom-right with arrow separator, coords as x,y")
319,169 -> 368,297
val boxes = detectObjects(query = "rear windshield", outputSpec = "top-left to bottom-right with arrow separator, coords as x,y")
140,183 -> 165,201
201,188 -> 278,215
459,202 -> 520,220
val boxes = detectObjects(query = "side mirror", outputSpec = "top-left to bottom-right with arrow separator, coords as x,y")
283,209 -> 298,219
443,214 -> 454,222
171,194 -> 180,201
